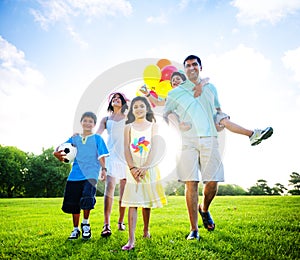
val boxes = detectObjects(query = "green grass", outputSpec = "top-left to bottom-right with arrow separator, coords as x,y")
1,196 -> 299,259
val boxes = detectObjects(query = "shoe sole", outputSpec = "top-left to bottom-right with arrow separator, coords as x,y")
251,127 -> 273,146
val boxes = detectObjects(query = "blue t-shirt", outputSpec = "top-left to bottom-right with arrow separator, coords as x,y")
65,134 -> 109,181
164,79 -> 219,137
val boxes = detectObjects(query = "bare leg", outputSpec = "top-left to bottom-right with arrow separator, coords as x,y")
142,208 -> 151,237
83,209 -> 90,220
104,175 -> 116,225
126,207 -> 137,246
201,181 -> 218,212
72,213 -> 80,228
221,118 -> 253,137
118,178 -> 126,224
185,181 -> 199,231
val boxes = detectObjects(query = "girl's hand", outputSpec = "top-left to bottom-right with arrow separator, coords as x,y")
138,168 -> 148,180
130,167 -> 140,182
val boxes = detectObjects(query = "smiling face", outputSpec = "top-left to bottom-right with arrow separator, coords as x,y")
171,75 -> 184,88
81,116 -> 95,133
111,94 -> 122,107
132,100 -> 147,120
184,59 -> 202,82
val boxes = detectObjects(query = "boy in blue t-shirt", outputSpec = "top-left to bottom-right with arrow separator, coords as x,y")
54,111 -> 109,240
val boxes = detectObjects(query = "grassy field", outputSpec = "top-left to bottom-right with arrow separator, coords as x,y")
1,196 -> 299,260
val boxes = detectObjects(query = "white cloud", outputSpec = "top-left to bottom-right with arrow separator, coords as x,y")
282,46 -> 300,84
0,37 -> 76,154
146,13 -> 167,24
30,0 -> 133,48
231,0 -> 300,25
30,0 -> 133,29
0,36 -> 45,96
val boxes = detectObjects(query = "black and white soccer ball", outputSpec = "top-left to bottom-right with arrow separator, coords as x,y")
58,143 -> 77,163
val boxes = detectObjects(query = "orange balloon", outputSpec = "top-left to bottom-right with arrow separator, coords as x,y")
156,59 -> 172,70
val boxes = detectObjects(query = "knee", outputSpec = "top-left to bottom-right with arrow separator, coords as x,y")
105,180 -> 116,197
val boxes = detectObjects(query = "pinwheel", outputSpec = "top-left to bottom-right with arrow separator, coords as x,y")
131,136 -> 150,155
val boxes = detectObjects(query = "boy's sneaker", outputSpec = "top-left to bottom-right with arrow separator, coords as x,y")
68,229 -> 80,240
250,127 -> 273,146
81,223 -> 91,239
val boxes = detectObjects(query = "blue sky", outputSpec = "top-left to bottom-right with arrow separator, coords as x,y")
1,0 -> 300,189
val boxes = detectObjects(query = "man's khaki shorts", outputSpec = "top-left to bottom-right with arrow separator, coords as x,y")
176,136 -> 224,183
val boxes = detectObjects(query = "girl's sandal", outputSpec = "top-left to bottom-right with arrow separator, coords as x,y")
143,232 -> 151,238
101,224 -> 112,237
118,222 -> 126,231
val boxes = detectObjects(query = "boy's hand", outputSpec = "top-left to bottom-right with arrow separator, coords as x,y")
193,77 -> 210,97
53,150 -> 65,162
100,168 -> 107,182
139,85 -> 149,95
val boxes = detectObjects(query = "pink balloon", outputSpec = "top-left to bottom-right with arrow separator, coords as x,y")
161,65 -> 177,81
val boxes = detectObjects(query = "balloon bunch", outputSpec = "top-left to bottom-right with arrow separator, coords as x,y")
139,58 -> 178,101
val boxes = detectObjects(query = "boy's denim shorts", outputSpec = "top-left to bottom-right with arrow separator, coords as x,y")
62,179 -> 97,214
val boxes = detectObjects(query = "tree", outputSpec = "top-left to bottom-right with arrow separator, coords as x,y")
217,184 -> 247,196
271,183 -> 287,195
248,179 -> 272,195
288,172 -> 300,195
24,148 -> 70,197
0,145 -> 28,197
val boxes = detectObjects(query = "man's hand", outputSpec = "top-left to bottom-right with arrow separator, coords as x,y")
100,168 -> 107,182
53,150 -> 65,162
179,122 -> 192,132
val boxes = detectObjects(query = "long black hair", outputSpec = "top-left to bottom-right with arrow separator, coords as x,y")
126,96 -> 156,124
107,92 -> 128,113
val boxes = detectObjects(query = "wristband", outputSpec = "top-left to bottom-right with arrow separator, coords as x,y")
129,166 -> 136,171
146,93 -> 150,97
102,167 -> 107,171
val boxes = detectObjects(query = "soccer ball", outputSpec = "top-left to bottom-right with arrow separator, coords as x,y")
58,143 -> 77,163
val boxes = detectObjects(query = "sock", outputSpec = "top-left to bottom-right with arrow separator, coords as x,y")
82,218 -> 89,224
74,226 -> 79,231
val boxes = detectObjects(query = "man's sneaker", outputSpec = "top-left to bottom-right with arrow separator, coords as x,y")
68,229 -> 80,240
186,230 -> 200,241
250,127 -> 273,146
81,223 -> 91,239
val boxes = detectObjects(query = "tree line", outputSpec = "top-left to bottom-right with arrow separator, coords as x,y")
0,145 -> 299,198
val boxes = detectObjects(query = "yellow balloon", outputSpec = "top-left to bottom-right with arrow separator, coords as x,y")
143,64 -> 161,88
155,80 -> 172,99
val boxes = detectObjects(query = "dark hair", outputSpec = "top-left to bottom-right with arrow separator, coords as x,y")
171,71 -> 186,82
107,92 -> 128,113
126,96 -> 156,124
183,55 -> 202,67
81,111 -> 97,124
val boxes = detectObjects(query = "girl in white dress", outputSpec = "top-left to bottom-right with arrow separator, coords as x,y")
97,92 -> 129,237
121,96 -> 167,251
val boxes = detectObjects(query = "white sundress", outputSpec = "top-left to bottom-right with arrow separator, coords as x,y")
121,123 -> 167,208
106,118 -> 127,180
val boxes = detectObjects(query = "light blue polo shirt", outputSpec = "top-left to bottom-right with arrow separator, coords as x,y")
65,133 -> 109,181
164,79 -> 220,137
